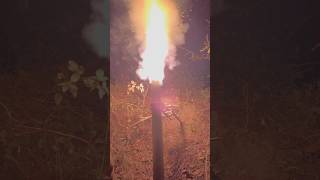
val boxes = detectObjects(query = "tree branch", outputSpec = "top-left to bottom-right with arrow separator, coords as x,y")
15,125 -> 90,144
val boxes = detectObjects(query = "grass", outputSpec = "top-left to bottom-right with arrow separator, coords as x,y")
0,70 -> 108,180
110,82 -> 210,179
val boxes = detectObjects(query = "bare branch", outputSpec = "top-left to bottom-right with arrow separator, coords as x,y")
15,125 -> 90,144
130,116 -> 152,127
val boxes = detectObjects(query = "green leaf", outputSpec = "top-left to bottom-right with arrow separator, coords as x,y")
96,69 -> 108,82
98,86 -> 106,99
83,77 -> 97,91
78,65 -> 85,74
54,93 -> 63,105
68,60 -> 79,72
96,69 -> 105,81
61,83 -> 69,93
102,81 -> 108,92
69,84 -> 78,98
70,73 -> 81,82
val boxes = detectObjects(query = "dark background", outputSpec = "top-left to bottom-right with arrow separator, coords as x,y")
0,0 -> 110,73
213,0 -> 320,179
1,0 -> 320,179
0,0 -> 109,179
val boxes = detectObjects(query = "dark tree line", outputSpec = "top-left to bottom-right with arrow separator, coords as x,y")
212,0 -> 320,179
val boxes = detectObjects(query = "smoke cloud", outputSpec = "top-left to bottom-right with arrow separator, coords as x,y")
128,0 -> 188,70
108,0 -> 190,80
82,0 -> 213,64
82,0 -> 108,57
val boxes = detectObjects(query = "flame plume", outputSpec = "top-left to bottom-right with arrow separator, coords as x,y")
136,0 -> 170,84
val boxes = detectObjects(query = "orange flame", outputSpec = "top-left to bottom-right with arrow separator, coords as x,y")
136,0 -> 170,85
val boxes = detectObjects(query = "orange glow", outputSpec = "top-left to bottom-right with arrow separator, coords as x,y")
136,0 -> 170,84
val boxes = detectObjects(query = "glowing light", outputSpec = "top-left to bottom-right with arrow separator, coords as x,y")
136,0 -> 170,84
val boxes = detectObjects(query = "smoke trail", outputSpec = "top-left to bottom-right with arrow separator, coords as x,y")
82,0 -> 108,57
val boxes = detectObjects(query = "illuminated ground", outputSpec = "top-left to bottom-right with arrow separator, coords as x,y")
110,83 -> 210,179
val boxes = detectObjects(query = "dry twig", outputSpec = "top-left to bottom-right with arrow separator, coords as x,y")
14,125 -> 90,144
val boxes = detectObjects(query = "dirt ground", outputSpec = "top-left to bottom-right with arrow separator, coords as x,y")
212,85 -> 320,180
0,69 -> 108,180
110,83 -> 210,179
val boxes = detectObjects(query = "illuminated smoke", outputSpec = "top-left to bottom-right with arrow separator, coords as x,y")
128,0 -> 188,73
82,0 -> 108,57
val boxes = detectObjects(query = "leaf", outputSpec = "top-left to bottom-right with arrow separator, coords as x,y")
68,60 -> 79,72
96,69 -> 104,77
69,84 -> 78,98
98,86 -> 106,99
78,65 -> 85,74
61,83 -> 69,93
102,81 -> 108,91
70,73 -> 81,82
137,83 -> 144,93
54,93 -> 63,105
96,69 -> 106,81
83,77 -> 97,91
57,72 -> 65,80
128,86 -> 134,93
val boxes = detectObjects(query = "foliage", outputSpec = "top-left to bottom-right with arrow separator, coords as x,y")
179,34 -> 210,61
200,34 -> 210,56
127,81 -> 145,94
0,70 -> 108,179
54,60 -> 108,105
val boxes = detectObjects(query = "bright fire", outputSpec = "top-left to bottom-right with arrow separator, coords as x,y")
136,0 -> 170,84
